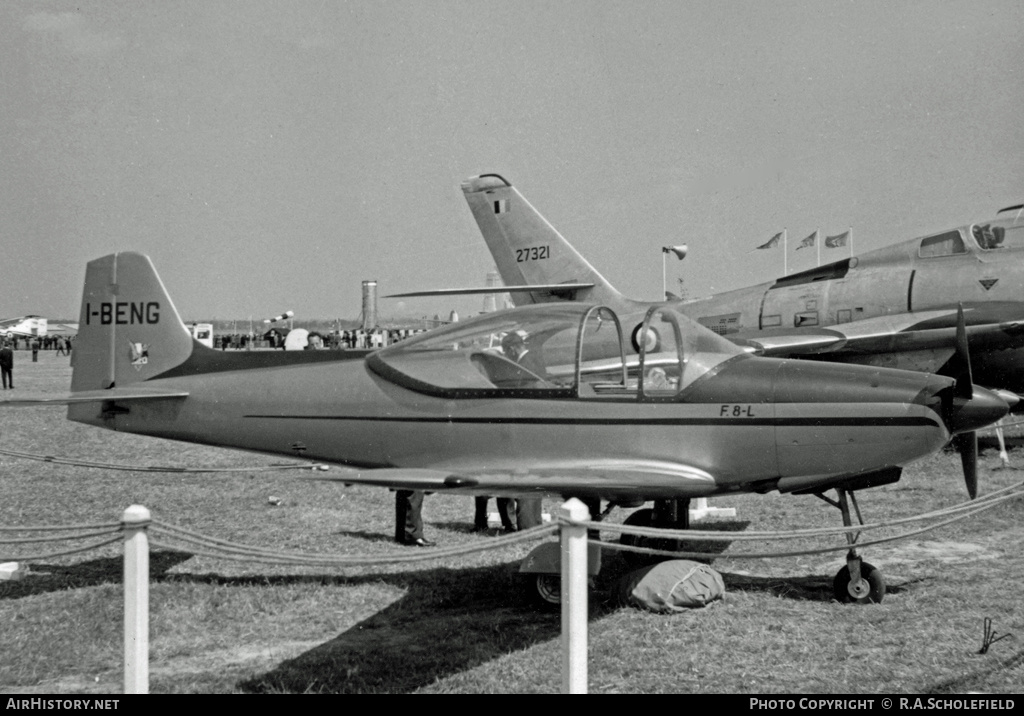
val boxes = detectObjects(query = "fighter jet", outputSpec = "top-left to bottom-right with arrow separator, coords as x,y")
2,251 -> 1007,604
395,175 -> 1024,397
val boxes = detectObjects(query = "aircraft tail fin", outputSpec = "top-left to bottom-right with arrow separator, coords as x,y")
71,252 -> 194,393
461,174 -> 627,307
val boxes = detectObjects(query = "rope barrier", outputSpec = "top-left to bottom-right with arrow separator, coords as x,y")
149,521 -> 558,566
2,536 -> 123,562
0,446 -> 329,474
0,521 -> 122,532
2,480 -> 1021,567
591,480 -> 1024,542
0,527 -> 123,545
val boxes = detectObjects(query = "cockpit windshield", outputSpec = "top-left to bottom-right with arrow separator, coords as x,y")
368,303 -> 745,399
971,217 -> 1024,252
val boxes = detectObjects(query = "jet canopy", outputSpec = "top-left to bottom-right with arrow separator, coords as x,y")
970,216 -> 1024,252
368,303 -> 745,399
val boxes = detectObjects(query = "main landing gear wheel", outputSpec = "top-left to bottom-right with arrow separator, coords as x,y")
619,500 -> 690,564
833,562 -> 885,604
523,573 -> 561,609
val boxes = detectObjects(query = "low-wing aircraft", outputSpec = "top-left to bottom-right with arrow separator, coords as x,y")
394,175 -> 1024,397
0,315 -> 47,339
2,252 -> 1008,604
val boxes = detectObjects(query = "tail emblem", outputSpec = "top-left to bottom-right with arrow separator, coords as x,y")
493,199 -> 509,214
127,340 -> 150,370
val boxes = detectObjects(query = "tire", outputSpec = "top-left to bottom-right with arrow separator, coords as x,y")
619,508 -> 656,548
833,561 -> 885,604
523,573 -> 561,609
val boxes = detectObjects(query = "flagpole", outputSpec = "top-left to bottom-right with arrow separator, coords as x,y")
783,228 -> 788,275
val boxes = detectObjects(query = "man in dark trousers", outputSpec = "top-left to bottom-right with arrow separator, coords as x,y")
474,496 -> 517,532
395,490 -> 435,547
0,341 -> 13,389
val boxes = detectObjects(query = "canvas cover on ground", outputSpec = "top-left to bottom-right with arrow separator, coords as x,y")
617,560 -> 725,612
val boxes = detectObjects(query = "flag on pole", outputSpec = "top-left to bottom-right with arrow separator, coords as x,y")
825,230 -> 849,248
795,230 -> 818,250
756,232 -> 783,250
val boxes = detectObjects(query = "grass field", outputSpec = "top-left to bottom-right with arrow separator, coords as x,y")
1,352 -> 1023,694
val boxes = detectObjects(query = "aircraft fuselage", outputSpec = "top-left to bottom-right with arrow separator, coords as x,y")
67,347 -> 983,500
679,220 -> 1024,390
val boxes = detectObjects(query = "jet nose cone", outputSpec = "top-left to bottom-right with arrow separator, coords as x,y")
943,385 -> 1009,435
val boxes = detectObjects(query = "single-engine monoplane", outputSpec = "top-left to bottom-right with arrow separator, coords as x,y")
3,252 -> 1009,603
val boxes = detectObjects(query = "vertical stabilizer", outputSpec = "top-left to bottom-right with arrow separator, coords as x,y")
71,252 -> 194,392
461,174 -> 627,307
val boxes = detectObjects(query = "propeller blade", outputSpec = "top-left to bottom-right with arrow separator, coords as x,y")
952,431 -> 979,499
943,303 -> 974,400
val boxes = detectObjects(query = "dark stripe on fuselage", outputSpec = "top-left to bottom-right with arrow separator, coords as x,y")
241,414 -> 940,428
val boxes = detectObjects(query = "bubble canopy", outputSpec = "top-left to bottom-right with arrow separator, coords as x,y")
367,303 -> 745,400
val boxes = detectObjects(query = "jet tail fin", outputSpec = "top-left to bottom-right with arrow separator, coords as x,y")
71,252 -> 194,394
461,174 -> 627,307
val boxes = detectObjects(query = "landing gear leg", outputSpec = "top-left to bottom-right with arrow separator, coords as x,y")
816,489 -> 885,604
620,498 -> 691,560
995,418 -> 1010,468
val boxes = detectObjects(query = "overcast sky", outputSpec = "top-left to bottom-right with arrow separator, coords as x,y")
2,1 -> 1022,323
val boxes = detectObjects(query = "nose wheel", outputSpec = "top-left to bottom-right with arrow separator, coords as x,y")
833,559 -> 885,604
816,488 -> 887,604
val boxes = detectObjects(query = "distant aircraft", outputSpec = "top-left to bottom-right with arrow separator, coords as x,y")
0,315 -> 47,339
2,251 -> 1009,604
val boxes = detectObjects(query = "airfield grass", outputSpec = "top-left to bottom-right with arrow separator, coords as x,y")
1,352 -> 1023,693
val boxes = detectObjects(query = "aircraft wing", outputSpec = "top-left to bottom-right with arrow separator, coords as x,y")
731,309 -> 1024,357
0,387 -> 190,407
386,282 -> 594,298
307,459 -> 717,500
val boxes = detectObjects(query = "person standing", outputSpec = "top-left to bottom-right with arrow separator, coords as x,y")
0,342 -> 13,389
394,490 -> 435,547
474,496 -> 517,532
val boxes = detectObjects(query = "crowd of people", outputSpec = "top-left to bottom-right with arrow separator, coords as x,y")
2,334 -> 73,353
214,327 -> 428,351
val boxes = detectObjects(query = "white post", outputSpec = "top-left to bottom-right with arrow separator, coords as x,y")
558,498 -> 590,694
123,505 -> 150,695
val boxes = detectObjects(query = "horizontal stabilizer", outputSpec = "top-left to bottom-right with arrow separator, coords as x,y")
386,282 -> 595,298
0,387 -> 189,407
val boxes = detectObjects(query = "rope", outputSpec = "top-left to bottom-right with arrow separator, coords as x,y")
0,446 -> 328,474
0,527 -> 123,545
590,481 -> 1024,542
1,536 -> 122,562
595,500 -> 1006,560
0,521 -> 122,533
149,522 -> 558,566
1,480 -> 1019,568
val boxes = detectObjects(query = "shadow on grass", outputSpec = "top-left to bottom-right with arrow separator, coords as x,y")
328,528 -> 401,544
924,647 -> 1024,694
0,550 -> 193,600
237,559 -> 566,694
